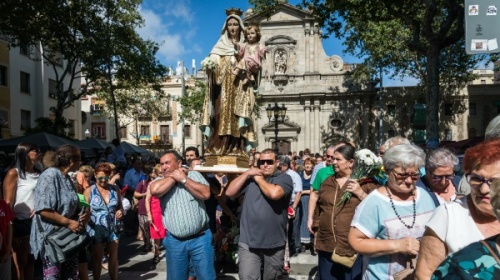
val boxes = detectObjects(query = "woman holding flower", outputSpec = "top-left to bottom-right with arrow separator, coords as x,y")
348,144 -> 436,279
313,144 -> 378,279
200,8 -> 257,158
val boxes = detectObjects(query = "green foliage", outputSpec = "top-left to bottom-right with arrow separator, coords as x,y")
24,117 -> 74,139
0,0 -> 167,135
177,80 -> 207,124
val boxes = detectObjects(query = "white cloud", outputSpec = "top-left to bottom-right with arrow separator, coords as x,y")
137,6 -> 186,63
164,0 -> 195,24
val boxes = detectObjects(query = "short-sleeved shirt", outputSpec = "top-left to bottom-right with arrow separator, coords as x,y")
425,195 -> 484,254
30,168 -> 79,258
351,187 -> 436,278
286,169 -> 302,202
0,199 -> 14,256
160,171 -> 210,238
432,235 -> 500,279
311,165 -> 334,191
239,171 -> 293,249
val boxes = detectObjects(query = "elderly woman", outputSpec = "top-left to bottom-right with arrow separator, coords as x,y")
415,139 -> 500,279
416,147 -> 459,206
432,178 -> 500,278
313,144 -> 378,279
3,143 -> 41,280
201,8 -> 256,157
348,144 -> 436,278
30,144 -> 89,280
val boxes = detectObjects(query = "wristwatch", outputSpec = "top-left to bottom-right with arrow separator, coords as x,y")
181,177 -> 187,184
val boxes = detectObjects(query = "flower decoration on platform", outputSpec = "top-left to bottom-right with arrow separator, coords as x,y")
201,57 -> 217,71
337,149 -> 383,206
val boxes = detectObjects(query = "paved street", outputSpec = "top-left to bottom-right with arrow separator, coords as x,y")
94,235 -> 319,279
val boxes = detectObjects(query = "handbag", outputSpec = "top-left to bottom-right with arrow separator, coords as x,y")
36,215 -> 89,264
330,183 -> 358,268
393,255 -> 416,280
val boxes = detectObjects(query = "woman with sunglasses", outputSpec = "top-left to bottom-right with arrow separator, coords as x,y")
348,144 -> 436,279
3,143 -> 41,280
415,139 -> 500,279
84,163 -> 123,280
416,147 -> 460,206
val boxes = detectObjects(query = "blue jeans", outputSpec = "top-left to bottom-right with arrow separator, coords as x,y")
163,229 -> 215,280
318,250 -> 362,280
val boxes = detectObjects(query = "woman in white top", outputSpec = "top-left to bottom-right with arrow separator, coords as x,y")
3,142 -> 41,280
416,138 -> 500,279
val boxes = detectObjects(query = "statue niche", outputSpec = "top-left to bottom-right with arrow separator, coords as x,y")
274,49 -> 287,74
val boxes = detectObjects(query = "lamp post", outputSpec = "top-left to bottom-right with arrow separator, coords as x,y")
84,129 -> 90,139
266,103 -> 287,154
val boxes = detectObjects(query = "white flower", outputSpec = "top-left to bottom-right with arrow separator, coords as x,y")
201,57 -> 217,70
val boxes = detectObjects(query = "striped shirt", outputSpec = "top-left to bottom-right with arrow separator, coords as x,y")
160,171 -> 209,238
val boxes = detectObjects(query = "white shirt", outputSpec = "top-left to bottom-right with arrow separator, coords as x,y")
425,196 -> 484,254
285,169 -> 303,202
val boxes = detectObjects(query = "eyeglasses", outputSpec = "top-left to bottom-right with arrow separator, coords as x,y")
96,176 -> 109,181
391,170 -> 421,180
325,155 -> 334,159
430,174 -> 455,181
466,174 -> 499,188
257,159 -> 275,166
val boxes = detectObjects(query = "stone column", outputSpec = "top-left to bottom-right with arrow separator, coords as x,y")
305,106 -> 311,151
314,105 -> 320,153
304,27 -> 310,73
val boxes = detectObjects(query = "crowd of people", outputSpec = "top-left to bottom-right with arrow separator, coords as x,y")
0,115 -> 499,280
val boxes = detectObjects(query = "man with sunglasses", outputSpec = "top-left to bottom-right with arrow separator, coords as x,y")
226,149 -> 293,279
416,147 -> 460,206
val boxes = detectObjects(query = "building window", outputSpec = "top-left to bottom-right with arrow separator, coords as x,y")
468,128 -> 476,138
444,103 -> 453,116
140,125 -> 150,143
91,122 -> 106,139
445,129 -> 452,141
20,72 -> 30,93
184,125 -> 191,138
90,101 -> 104,116
48,79 -> 61,99
387,105 -> 396,116
140,125 -> 150,136
388,129 -> 395,138
0,65 -> 7,86
469,102 -> 477,116
481,79 -> 486,85
160,125 -> 169,143
20,110 -> 31,130
118,126 -> 127,139
68,119 -> 75,136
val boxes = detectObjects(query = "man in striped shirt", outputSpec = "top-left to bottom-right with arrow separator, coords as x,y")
150,150 -> 215,280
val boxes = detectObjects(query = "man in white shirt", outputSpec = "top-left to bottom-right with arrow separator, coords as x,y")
279,155 -> 303,256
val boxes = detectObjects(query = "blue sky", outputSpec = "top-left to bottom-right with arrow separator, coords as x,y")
137,0 -> 419,86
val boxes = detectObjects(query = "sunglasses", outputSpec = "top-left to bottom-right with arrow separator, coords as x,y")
466,174 -> 499,188
257,159 -> 275,166
96,176 -> 109,181
325,155 -> 334,159
392,170 -> 421,180
430,174 -> 455,181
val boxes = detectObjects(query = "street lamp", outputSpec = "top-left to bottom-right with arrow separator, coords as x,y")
266,103 -> 287,154
84,129 -> 91,139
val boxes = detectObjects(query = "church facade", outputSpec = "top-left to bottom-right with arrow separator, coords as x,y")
244,3 -> 500,154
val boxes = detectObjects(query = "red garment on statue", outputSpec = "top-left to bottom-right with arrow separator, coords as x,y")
149,196 -> 166,239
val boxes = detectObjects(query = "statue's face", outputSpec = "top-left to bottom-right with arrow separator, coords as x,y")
226,18 -> 240,39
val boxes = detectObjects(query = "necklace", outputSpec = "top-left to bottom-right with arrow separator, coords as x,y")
385,186 -> 417,229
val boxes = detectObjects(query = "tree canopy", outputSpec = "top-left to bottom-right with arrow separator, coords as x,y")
0,0 -> 167,138
250,0 -> 487,146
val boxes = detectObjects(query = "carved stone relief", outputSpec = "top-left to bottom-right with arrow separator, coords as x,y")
274,49 -> 288,74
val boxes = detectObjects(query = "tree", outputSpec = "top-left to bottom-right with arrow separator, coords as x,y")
250,0 -> 485,146
177,80 -> 207,125
0,0 -> 167,138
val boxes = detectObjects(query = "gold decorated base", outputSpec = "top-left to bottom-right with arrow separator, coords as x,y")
204,155 -> 249,168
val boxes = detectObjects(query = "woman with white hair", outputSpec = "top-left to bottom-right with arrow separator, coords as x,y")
348,144 -> 437,278
417,147 -> 459,206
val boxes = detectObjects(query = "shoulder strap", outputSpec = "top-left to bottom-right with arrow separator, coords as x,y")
421,177 -> 440,207
331,186 -> 339,242
480,239 -> 500,265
